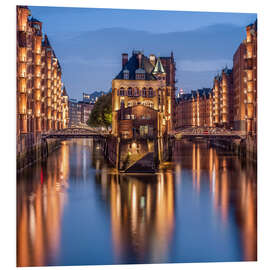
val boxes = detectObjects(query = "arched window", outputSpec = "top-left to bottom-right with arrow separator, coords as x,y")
120,88 -> 125,96
134,88 -> 139,97
128,87 -> 133,97
149,88 -> 153,97
142,88 -> 146,97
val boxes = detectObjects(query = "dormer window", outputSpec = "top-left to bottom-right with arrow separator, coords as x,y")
123,69 -> 129,80
135,68 -> 145,80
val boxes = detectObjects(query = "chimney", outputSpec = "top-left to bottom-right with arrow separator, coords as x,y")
149,54 -> 156,66
122,53 -> 128,68
138,53 -> 142,68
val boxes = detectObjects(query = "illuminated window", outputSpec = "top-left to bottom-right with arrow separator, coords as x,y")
142,88 -> 146,97
149,88 -> 153,97
134,88 -> 139,96
120,88 -> 125,96
128,87 -> 133,97
123,69 -> 129,80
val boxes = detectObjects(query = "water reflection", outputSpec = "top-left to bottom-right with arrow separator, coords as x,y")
101,172 -> 175,264
173,140 -> 257,261
17,139 -> 257,266
17,141 -> 70,266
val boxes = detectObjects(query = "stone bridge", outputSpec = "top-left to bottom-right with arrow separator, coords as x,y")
175,127 -> 246,140
41,127 -> 109,139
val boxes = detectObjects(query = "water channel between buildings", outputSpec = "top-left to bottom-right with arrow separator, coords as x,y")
17,138 -> 257,266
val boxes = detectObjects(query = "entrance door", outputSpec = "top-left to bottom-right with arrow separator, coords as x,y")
140,125 -> 149,136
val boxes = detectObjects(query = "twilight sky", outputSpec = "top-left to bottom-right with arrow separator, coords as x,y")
29,6 -> 257,100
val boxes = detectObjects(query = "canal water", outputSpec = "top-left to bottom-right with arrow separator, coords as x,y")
17,139 -> 257,267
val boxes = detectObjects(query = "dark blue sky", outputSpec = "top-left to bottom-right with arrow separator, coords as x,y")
29,6 -> 257,100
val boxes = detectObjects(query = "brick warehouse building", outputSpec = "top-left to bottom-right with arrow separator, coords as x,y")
175,20 -> 256,134
175,69 -> 234,130
233,20 -> 257,134
212,68 -> 234,128
175,88 -> 213,129
112,50 -> 176,139
17,6 -> 68,155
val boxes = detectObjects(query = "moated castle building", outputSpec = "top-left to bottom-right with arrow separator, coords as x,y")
112,50 -> 176,139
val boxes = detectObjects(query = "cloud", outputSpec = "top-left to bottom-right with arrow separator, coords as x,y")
177,59 -> 232,72
62,57 -> 118,68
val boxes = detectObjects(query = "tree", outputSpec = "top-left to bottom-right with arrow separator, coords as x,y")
87,92 -> 112,129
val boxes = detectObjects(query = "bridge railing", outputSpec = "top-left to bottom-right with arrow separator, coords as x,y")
41,127 -> 110,138
175,127 -> 246,138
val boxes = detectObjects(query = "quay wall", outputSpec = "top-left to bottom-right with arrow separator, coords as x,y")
236,135 -> 257,163
203,136 -> 257,163
104,135 -> 173,171
17,134 -> 62,172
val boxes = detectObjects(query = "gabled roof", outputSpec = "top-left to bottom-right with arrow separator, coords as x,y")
152,57 -> 165,74
114,52 -> 157,81
176,88 -> 213,103
247,19 -> 257,32
176,93 -> 193,103
30,17 -> 41,23
222,67 -> 232,75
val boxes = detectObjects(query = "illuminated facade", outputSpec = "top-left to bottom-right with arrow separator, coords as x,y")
112,50 -> 176,138
213,68 -> 234,128
175,21 -> 257,134
83,91 -> 106,104
17,6 -> 68,144
244,21 -> 257,135
175,93 -> 193,128
175,88 -> 213,129
233,20 -> 257,134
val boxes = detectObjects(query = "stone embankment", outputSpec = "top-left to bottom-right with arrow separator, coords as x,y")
17,134 -> 62,172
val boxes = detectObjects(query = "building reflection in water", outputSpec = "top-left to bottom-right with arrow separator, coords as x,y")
17,138 -> 257,266
93,166 -> 175,264
173,140 -> 257,261
17,141 -> 70,267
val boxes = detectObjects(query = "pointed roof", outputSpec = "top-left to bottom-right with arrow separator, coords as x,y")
62,86 -> 68,97
42,34 -> 51,48
152,57 -> 165,74
30,17 -> 41,23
